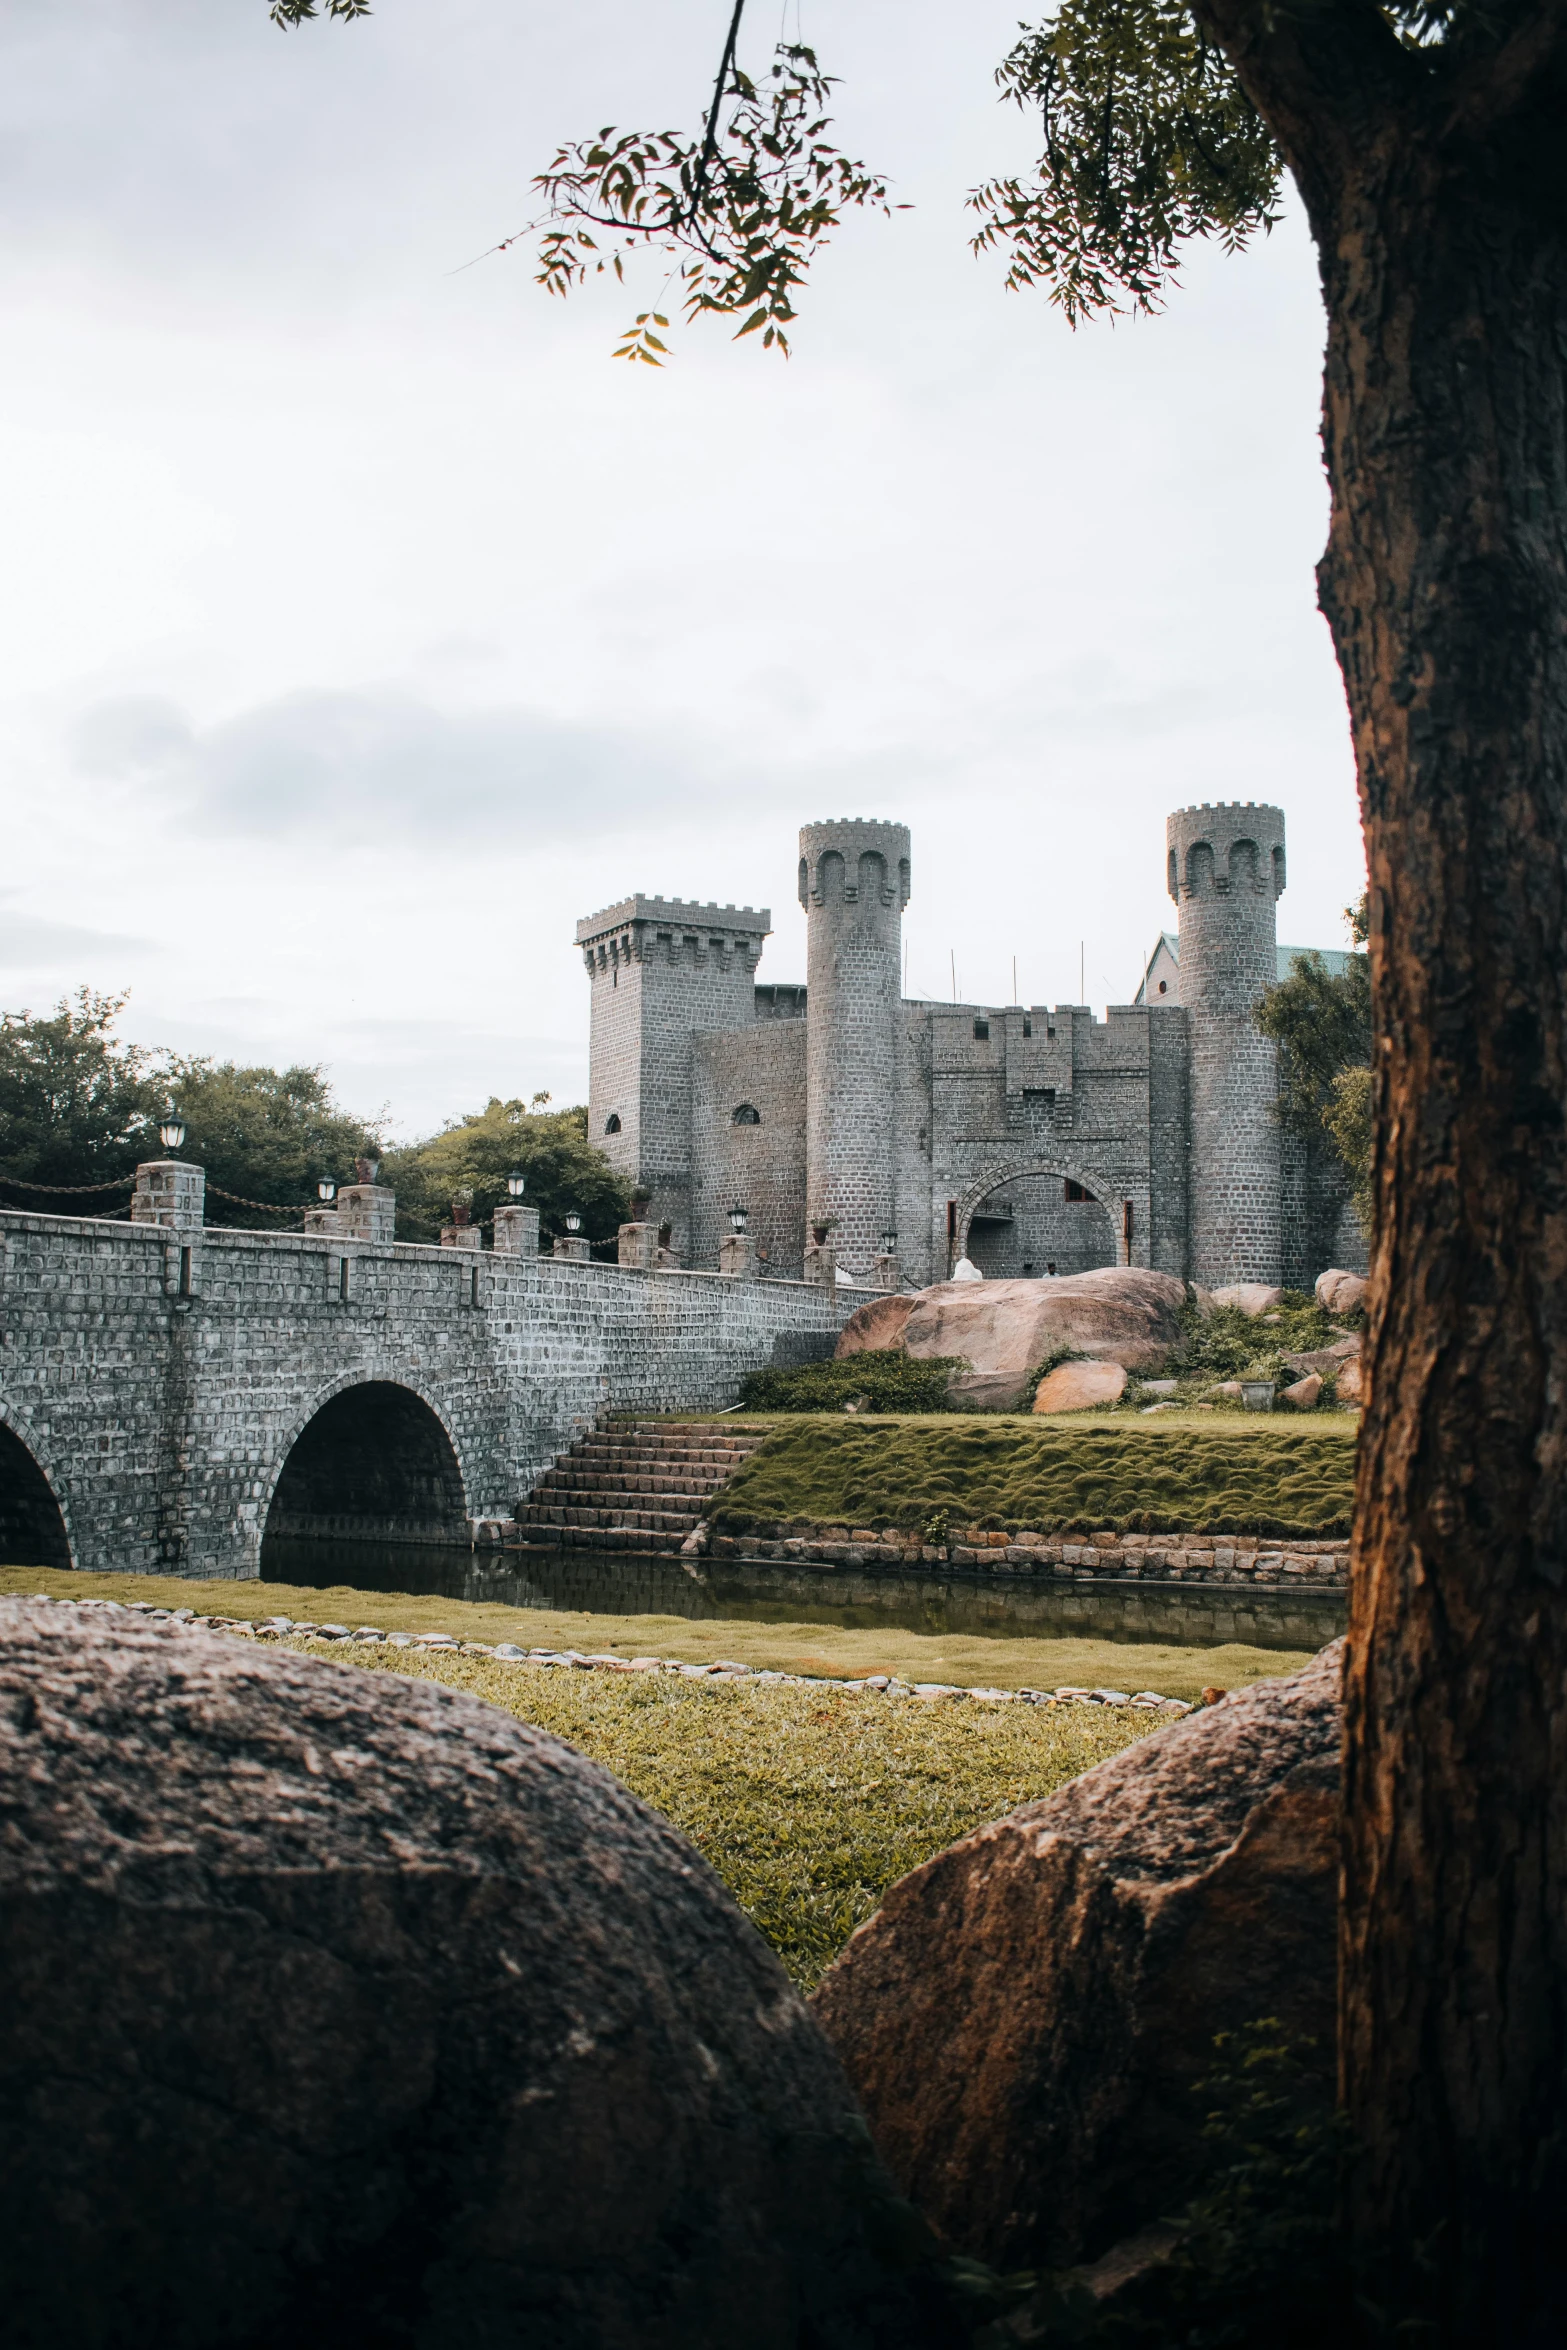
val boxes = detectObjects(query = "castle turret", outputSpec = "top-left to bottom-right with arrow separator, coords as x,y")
799,818 -> 910,1276
1167,802 -> 1286,1286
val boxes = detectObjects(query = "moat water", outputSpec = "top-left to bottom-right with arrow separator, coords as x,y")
261,1537 -> 1339,1651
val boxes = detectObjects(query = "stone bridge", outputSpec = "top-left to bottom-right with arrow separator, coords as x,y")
0,1160 -> 854,1581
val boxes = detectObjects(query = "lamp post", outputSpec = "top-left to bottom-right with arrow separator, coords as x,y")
507,1168 -> 527,1199
158,1110 -> 186,1153
875,1225 -> 901,1293
554,1206 -> 590,1263
564,1210 -> 582,1234
721,1203 -> 757,1280
317,1177 -> 337,1205
728,1203 -> 749,1234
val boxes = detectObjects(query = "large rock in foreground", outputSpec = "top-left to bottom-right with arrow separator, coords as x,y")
836,1268 -> 1186,1406
811,1643 -> 1342,2272
0,1601 -> 954,2350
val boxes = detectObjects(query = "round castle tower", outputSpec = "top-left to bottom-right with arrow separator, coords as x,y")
799,819 -> 910,1275
1167,801 -> 1286,1287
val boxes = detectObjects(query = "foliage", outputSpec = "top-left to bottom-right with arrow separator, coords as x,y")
1081,2024 -> 1347,2347
708,1414 -> 1355,1536
1324,1065 -> 1374,1239
380,1095 -> 630,1249
1162,1294 -> 1356,1399
166,1058 -> 381,1227
737,1351 -> 967,1414
0,990 -> 162,1199
313,1644 -> 1152,1990
970,0 -> 1282,323
268,1 -> 369,22
527,39 -> 896,363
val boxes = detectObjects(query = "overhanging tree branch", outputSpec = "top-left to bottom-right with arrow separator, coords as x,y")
1439,0 -> 1567,132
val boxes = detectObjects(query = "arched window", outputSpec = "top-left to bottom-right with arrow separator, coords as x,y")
604,1113 -> 621,1134
731,1103 -> 761,1126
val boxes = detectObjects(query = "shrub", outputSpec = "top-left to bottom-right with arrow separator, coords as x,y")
736,1353 -> 967,1413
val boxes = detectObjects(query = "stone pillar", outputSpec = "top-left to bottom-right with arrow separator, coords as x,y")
440,1222 -> 484,1251
719,1232 -> 758,1279
803,1236 -> 837,1288
617,1220 -> 659,1269
303,1205 -> 342,1237
873,1248 -> 901,1292
1167,800 -> 1286,1286
553,1233 -> 592,1263
131,1159 -> 205,1234
335,1183 -> 396,1245
492,1204 -> 541,1257
800,818 -> 910,1277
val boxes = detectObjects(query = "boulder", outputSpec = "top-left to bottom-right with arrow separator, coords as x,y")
1314,1268 -> 1368,1315
837,1292 -> 917,1357
1280,1372 -> 1323,1410
811,1643 -> 1342,2274
1282,1335 -> 1361,1380
1336,1356 -> 1365,1405
837,1268 -> 1186,1406
1031,1360 -> 1128,1414
0,1601 -> 955,2350
1209,1283 -> 1284,1315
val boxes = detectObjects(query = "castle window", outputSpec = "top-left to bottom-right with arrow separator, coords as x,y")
732,1103 -> 761,1126
1064,1179 -> 1090,1203
1023,1087 -> 1055,1107
973,1017 -> 989,1041
1158,979 -> 1168,995
604,1113 -> 621,1134
1022,1015 -> 1032,1037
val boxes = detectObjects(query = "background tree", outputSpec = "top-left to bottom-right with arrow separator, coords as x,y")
1256,899 -> 1373,1234
381,1096 -> 631,1250
164,1058 -> 383,1229
280,1 -> 1567,2329
0,990 -> 160,1201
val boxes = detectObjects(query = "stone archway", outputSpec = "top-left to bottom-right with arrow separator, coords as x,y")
0,1417 -> 73,1570
260,1379 -> 470,1557
955,1164 -> 1123,1280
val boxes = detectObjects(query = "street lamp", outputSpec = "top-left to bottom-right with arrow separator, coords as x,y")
879,1227 -> 898,1255
158,1109 -> 186,1153
317,1177 -> 337,1204
506,1168 -> 527,1198
728,1204 -> 749,1233
564,1210 -> 582,1233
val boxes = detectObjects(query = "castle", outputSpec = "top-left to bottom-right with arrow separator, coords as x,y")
575,806 -> 1366,1293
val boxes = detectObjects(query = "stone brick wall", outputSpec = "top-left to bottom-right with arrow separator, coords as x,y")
691,1023 -> 808,1276
0,1204 -> 863,1582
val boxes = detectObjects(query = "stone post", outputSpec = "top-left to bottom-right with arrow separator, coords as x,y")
131,1159 -> 205,1234
873,1248 -> 901,1292
553,1233 -> 592,1263
719,1232 -> 758,1279
617,1220 -> 659,1269
803,1236 -> 837,1288
336,1184 -> 396,1245
440,1222 -> 484,1252
303,1204 -> 342,1237
132,1158 -> 205,1299
492,1204 -> 541,1257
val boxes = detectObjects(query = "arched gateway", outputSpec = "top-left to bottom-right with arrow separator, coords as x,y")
953,1163 -> 1130,1280
262,1381 -> 470,1554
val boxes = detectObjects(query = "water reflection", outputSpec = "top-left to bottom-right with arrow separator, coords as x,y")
261,1537 -> 1339,1649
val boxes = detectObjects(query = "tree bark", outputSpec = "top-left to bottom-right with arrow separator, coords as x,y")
1289,73 -> 1567,2342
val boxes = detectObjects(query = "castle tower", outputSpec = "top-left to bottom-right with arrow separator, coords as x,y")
1167,801 -> 1286,1286
576,894 -> 770,1261
799,819 -> 910,1275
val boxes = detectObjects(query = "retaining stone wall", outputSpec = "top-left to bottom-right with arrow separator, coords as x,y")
712,1525 -> 1348,1587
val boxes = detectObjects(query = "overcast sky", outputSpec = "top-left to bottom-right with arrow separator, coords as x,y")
0,0 -> 1363,1140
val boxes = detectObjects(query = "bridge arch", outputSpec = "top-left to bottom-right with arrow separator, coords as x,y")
953,1161 -> 1128,1280
0,1406 -> 74,1571
260,1375 -> 473,1557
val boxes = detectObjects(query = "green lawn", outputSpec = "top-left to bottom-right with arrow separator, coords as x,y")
0,1562 -> 1314,1700
707,1412 -> 1358,1537
289,1640 -> 1158,1990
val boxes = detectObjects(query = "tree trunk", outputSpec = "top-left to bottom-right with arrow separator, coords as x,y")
1309,94 -> 1567,2340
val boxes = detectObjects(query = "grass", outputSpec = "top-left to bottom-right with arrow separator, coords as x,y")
0,1562 -> 1315,1700
707,1413 -> 1358,1537
283,1640 -> 1158,1990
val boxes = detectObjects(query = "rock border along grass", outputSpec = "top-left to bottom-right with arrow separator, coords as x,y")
27,1590 -> 1192,1713
707,1523 -> 1349,1589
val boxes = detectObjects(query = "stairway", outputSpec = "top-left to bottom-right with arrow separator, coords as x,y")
516,1417 -> 767,1554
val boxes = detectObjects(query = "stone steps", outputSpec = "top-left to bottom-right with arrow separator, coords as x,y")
519,1417 -> 764,1555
